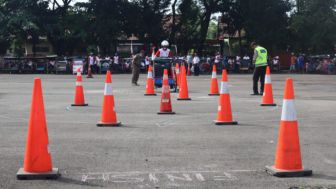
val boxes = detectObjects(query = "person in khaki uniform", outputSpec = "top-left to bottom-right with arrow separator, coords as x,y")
132,50 -> 145,86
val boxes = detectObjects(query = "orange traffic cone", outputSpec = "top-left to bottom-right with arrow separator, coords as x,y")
187,63 -> 192,76
266,78 -> 312,177
97,71 -> 121,126
214,70 -> 238,125
144,65 -> 157,96
177,64 -> 191,100
261,66 -> 276,106
87,64 -> 93,78
175,63 -> 181,88
17,78 -> 59,180
71,68 -> 88,106
158,69 -> 175,114
208,64 -> 219,96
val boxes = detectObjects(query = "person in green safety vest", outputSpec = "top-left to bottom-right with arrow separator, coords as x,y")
251,42 -> 268,95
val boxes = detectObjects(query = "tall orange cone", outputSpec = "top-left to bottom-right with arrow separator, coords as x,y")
87,64 -> 93,78
266,78 -> 312,177
144,65 -> 157,96
158,69 -> 175,114
214,70 -> 238,125
71,68 -> 88,106
177,64 -> 191,100
187,63 -> 192,76
261,66 -> 276,106
208,64 -> 219,96
17,78 -> 59,180
97,71 -> 121,126
175,63 -> 181,88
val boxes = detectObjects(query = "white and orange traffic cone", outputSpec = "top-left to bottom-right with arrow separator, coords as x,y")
144,65 -> 157,96
71,68 -> 88,106
175,63 -> 181,89
87,64 -> 93,78
17,78 -> 59,180
158,69 -> 175,114
208,64 -> 219,96
214,69 -> 238,125
97,71 -> 121,126
266,78 -> 312,177
177,64 -> 191,100
261,66 -> 276,106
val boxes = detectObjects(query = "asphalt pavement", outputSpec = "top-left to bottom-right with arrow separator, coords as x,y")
0,73 -> 335,189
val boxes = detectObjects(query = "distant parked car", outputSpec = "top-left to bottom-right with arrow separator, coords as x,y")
72,58 -> 85,74
55,57 -> 70,74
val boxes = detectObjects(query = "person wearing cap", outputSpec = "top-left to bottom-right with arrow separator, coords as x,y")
251,42 -> 268,95
155,40 -> 173,58
131,50 -> 145,86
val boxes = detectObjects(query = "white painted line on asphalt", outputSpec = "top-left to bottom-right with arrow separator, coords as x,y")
195,173 -> 205,181
78,170 -> 257,184
166,173 -> 192,182
148,173 -> 159,184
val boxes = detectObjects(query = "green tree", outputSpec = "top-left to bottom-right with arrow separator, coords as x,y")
240,0 -> 291,52
197,0 -> 222,54
290,0 -> 336,53
175,0 -> 201,53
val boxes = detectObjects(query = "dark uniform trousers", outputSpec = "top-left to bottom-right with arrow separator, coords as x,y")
132,67 -> 140,84
253,65 -> 267,94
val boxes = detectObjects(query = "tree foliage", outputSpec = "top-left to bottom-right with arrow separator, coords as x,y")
0,0 -> 335,56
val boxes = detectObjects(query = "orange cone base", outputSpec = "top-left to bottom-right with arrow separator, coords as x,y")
97,121 -> 122,127
71,103 -> 88,106
17,168 -> 59,180
265,166 -> 312,177
144,94 -> 157,96
157,111 -> 175,115
208,93 -> 220,96
177,98 -> 191,101
214,120 -> 238,125
261,103 -> 277,106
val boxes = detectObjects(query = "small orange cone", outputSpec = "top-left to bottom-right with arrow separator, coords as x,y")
208,64 -> 219,96
17,78 -> 59,180
214,70 -> 238,125
97,71 -> 121,126
144,65 -> 157,96
71,68 -> 88,106
87,64 -> 93,78
158,69 -> 175,114
261,66 -> 276,106
175,63 -> 181,88
177,64 -> 191,100
187,63 -> 191,76
266,78 -> 312,177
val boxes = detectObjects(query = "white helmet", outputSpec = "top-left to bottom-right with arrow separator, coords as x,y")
161,40 -> 169,47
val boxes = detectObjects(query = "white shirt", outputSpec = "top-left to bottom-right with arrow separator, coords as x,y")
193,56 -> 200,64
215,55 -> 221,63
145,57 -> 150,65
89,56 -> 94,65
113,56 -> 119,64
158,48 -> 170,57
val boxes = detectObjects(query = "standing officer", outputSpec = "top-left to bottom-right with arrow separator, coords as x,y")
251,42 -> 268,95
131,50 -> 145,86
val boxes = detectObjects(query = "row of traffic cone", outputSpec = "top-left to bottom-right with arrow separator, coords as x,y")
209,65 -> 312,177
17,70 -> 122,179
17,66 -> 311,180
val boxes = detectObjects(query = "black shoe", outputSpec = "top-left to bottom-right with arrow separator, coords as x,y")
250,93 -> 259,96
259,93 -> 263,96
